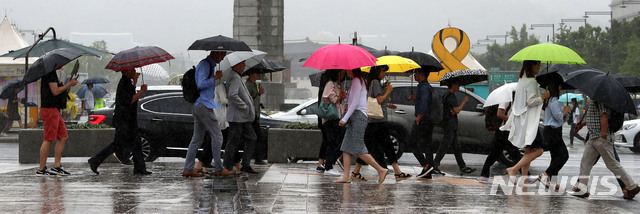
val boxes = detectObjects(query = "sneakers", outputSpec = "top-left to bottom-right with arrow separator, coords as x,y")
417,165 -> 434,179
315,166 -> 325,173
50,166 -> 71,176
36,167 -> 58,176
460,167 -> 476,175
432,168 -> 445,175
476,176 -> 492,184
324,169 -> 342,176
241,166 -> 259,174
624,185 -> 640,200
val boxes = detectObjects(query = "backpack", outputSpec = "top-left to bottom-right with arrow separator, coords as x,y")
484,105 -> 502,131
595,102 -> 624,132
427,84 -> 443,124
181,60 -> 212,103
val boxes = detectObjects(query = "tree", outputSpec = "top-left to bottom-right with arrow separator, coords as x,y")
619,35 -> 640,78
473,24 -> 539,71
555,24 -> 611,72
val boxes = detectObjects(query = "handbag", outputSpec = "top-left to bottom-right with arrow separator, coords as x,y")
366,84 -> 384,119
317,102 -> 340,120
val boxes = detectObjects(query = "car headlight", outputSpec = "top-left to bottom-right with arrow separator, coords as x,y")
623,124 -> 637,130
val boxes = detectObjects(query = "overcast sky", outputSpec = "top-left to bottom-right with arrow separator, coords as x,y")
3,0 -> 612,55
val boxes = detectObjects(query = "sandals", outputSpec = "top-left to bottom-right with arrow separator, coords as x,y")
351,172 -> 368,181
394,172 -> 412,180
196,168 -> 210,175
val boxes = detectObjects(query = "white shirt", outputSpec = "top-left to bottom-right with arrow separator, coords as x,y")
83,89 -> 94,110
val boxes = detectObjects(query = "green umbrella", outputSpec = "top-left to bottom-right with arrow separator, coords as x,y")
0,38 -> 111,59
508,43 -> 586,65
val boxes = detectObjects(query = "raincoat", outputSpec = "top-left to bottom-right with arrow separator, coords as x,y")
499,76 -> 543,148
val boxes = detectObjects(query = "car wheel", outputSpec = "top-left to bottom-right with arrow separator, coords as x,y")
630,134 -> 640,153
497,147 -> 523,167
388,128 -> 404,160
125,134 -> 158,163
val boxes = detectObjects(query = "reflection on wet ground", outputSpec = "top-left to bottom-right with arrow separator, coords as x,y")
0,158 -> 638,213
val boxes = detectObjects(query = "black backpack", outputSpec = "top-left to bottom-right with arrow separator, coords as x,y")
595,102 -> 624,132
427,85 -> 443,124
181,60 -> 212,103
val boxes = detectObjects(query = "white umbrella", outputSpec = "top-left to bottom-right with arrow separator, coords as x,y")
219,50 -> 267,72
135,64 -> 170,79
484,82 -> 518,107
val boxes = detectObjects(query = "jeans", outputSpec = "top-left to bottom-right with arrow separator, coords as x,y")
224,121 -> 256,170
323,119 -> 345,170
412,120 -> 434,167
183,104 -> 224,172
543,126 -> 568,177
481,130 -> 521,177
91,120 -> 146,172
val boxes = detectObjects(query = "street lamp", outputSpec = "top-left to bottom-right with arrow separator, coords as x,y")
560,18 -> 587,27
530,23 -> 555,43
487,34 -> 509,44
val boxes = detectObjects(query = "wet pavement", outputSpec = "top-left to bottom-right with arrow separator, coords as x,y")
0,125 -> 639,213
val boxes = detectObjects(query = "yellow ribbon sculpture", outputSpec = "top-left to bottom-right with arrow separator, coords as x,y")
430,27 -> 470,82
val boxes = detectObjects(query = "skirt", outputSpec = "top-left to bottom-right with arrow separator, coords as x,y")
340,110 -> 369,155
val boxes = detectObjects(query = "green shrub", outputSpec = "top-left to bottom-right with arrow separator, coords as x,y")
281,122 -> 319,130
34,123 -> 112,129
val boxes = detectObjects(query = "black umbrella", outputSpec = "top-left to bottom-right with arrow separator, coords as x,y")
81,77 -> 111,84
397,51 -> 444,73
611,74 -> 640,93
309,71 -> 323,87
439,69 -> 488,86
564,70 -> 636,114
24,48 -> 85,84
536,64 -> 591,89
188,35 -> 252,51
0,78 -> 24,100
369,49 -> 399,58
0,38 -> 111,59
242,59 -> 287,77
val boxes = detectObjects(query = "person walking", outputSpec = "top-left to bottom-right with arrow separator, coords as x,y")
433,80 -> 476,175
501,60 -> 550,183
195,81 -> 231,174
245,70 -> 268,165
477,99 -> 521,183
536,83 -> 571,188
224,61 -> 258,174
316,69 -> 347,176
180,51 -> 231,177
572,100 -> 640,199
352,66 -> 412,181
87,68 -> 151,176
1,87 -> 24,136
37,69 -> 78,176
569,98 -> 585,146
333,68 -> 388,184
409,69 -> 436,178
78,83 -> 94,120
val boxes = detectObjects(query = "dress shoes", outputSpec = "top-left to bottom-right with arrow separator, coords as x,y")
181,170 -> 203,177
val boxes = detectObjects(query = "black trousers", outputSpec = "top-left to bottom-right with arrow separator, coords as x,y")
481,130 -> 521,177
224,122 -> 256,170
544,126 -> 569,176
252,116 -> 267,161
322,119 -> 345,170
412,120 -> 435,167
434,126 -> 466,169
356,122 -> 398,167
91,120 -> 146,172
569,125 -> 585,145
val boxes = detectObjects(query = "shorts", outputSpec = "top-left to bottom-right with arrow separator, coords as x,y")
40,108 -> 67,141
526,128 -> 544,149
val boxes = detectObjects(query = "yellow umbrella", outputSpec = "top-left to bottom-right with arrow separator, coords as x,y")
361,55 -> 421,73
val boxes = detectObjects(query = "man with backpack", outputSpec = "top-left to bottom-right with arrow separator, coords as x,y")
409,69 -> 436,178
181,51 -> 232,177
572,100 -> 640,199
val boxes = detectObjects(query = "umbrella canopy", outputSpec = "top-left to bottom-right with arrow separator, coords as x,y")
558,93 -> 583,103
187,35 -> 252,52
369,49 -> 400,58
302,44 -> 377,70
81,77 -> 110,85
397,51 -> 444,72
0,78 -> 24,100
219,50 -> 267,72
135,64 -> 170,79
241,59 -> 287,76
564,71 -> 636,114
439,69 -> 488,86
484,82 -> 518,107
361,55 -> 421,74
309,71 -> 323,87
0,38 -> 111,59
24,48 -> 85,84
509,43 -> 586,64
535,64 -> 591,90
105,46 -> 174,72
611,74 -> 640,93
77,84 -> 109,99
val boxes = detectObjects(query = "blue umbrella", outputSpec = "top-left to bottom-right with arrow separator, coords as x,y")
559,93 -> 583,103
81,77 -> 110,84
77,84 -> 109,99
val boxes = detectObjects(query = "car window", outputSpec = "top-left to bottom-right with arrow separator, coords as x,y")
456,91 -> 481,112
300,102 -> 318,115
389,86 -> 415,105
143,96 -> 193,114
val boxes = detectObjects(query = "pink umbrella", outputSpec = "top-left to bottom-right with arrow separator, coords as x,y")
302,44 -> 377,70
